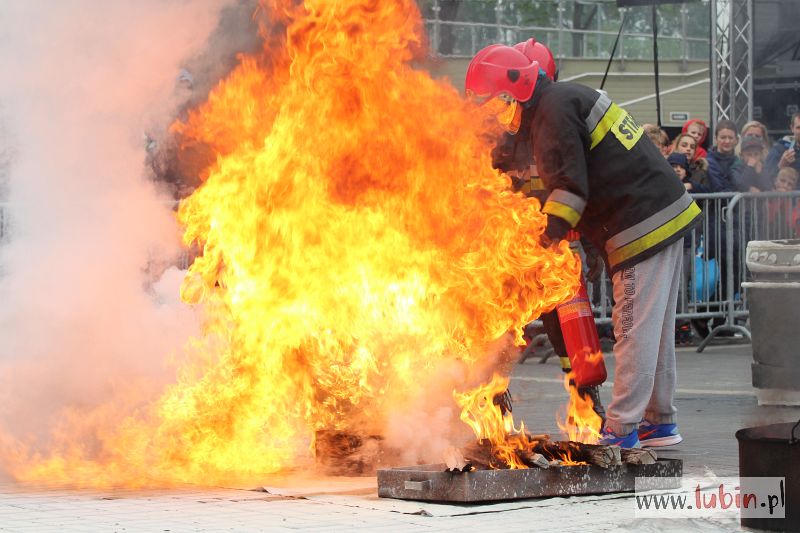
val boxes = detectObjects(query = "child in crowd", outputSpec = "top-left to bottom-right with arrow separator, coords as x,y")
667,152 -> 707,193
775,167 -> 799,192
707,120 -> 743,192
738,135 -> 773,192
672,133 -> 710,190
767,168 -> 800,237
644,123 -> 671,157
682,118 -> 708,160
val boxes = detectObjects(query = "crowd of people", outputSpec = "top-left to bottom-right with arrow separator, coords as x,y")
644,114 -> 800,344
643,114 -> 800,198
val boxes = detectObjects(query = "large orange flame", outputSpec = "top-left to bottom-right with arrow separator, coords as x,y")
453,374 -> 531,469
2,0 -> 579,486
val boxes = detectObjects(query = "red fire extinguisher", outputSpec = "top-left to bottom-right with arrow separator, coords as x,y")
555,232 -> 607,387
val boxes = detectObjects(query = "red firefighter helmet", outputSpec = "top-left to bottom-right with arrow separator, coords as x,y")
513,38 -> 557,81
465,44 -> 539,104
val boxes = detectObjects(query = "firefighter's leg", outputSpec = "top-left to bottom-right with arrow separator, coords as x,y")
644,241 -> 682,426
541,310 -> 570,373
605,240 -> 681,436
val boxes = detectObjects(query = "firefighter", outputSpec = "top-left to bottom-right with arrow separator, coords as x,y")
467,45 -> 700,448
493,38 -> 607,423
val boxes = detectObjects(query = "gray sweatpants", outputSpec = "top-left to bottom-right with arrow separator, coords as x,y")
605,239 -> 683,436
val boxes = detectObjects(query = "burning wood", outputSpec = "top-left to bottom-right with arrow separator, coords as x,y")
451,373 -> 657,473
314,431 -> 384,476
515,450 -> 550,469
620,448 -> 657,465
460,437 -> 647,471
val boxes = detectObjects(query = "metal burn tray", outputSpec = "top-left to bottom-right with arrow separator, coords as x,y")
377,459 -> 682,502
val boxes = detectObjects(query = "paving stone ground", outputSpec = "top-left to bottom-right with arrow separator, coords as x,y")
2,341 -> 798,532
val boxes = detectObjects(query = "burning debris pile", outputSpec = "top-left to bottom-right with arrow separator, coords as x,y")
450,374 -> 655,473
2,0 -> 584,487
377,374 -> 676,504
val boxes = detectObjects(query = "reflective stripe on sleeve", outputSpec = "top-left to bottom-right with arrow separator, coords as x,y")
548,189 -> 586,215
542,200 -> 581,227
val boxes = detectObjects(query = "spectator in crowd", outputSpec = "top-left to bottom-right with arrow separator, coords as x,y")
765,112 -> 800,185
703,121 -> 744,339
767,168 -> 800,237
643,123 -> 671,157
668,152 -> 707,193
775,166 -> 799,192
672,133 -> 710,190
682,118 -> 708,160
666,152 -> 702,345
738,120 -> 770,157
706,119 -> 743,192
738,135 -> 773,192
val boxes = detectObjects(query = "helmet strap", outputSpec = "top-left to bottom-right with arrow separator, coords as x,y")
522,74 -> 551,110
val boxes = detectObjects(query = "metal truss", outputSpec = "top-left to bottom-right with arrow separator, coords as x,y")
711,0 -> 753,130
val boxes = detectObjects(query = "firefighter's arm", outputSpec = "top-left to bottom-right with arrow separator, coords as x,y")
491,131 -> 530,173
531,95 -> 591,244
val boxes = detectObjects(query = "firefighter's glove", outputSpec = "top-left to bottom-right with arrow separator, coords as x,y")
493,389 -> 513,416
540,214 -> 571,249
583,243 -> 605,282
491,143 -> 515,173
491,133 -> 527,173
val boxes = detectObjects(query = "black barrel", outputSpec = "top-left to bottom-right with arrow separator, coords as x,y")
736,422 -> 800,531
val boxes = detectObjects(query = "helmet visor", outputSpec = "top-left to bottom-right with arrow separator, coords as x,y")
484,94 -> 522,134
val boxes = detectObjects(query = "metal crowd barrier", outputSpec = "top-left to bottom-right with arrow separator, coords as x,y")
580,191 -> 800,353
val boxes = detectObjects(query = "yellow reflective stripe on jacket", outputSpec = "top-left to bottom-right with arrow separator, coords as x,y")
519,178 -> 545,195
542,200 -> 581,227
606,194 -> 692,251
607,201 -> 701,268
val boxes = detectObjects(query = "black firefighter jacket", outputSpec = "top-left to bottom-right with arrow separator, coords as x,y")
527,81 -> 701,274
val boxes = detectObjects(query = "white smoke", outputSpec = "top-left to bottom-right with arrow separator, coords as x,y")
0,0 -> 237,473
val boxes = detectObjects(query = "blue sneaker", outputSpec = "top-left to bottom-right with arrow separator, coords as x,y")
637,420 -> 683,447
597,427 -> 640,448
